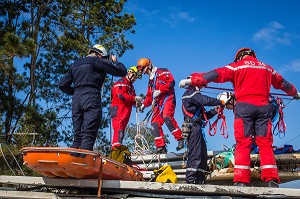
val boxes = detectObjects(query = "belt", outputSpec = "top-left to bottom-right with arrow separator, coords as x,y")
75,85 -> 99,89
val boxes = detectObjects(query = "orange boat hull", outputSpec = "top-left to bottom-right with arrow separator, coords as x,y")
20,147 -> 144,181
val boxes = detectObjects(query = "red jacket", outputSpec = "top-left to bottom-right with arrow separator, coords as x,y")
111,77 -> 136,107
143,68 -> 175,107
191,56 -> 297,106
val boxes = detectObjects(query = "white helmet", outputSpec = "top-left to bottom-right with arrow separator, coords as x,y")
88,44 -> 108,57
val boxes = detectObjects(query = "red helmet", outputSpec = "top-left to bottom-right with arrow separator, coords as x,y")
234,47 -> 256,62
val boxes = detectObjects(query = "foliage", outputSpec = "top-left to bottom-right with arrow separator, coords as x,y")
0,0 -> 136,175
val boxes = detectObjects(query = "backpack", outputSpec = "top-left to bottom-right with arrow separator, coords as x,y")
108,145 -> 132,165
153,165 -> 177,183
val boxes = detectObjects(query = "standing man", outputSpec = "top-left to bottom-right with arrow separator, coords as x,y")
59,44 -> 127,156
137,58 -> 184,154
181,75 -> 227,184
179,47 -> 300,187
110,66 -> 142,149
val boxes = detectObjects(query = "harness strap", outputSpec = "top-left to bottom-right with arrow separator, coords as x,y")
219,110 -> 228,138
278,108 -> 286,133
182,105 -> 208,143
208,106 -> 228,138
272,96 -> 286,138
141,109 -> 153,126
182,105 -> 193,118
193,107 -> 201,120
151,69 -> 169,114
201,105 -> 209,127
158,93 -> 169,115
151,71 -> 158,100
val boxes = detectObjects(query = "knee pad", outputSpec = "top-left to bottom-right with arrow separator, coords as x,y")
151,122 -> 160,137
163,116 -> 175,132
118,130 -> 125,143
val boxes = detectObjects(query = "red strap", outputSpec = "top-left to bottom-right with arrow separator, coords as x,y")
208,118 -> 218,136
278,107 -> 286,133
220,112 -> 228,138
276,97 -> 286,138
208,107 -> 228,138
201,105 -> 209,127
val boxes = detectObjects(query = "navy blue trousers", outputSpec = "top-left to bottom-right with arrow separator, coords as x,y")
71,88 -> 102,151
186,124 -> 207,183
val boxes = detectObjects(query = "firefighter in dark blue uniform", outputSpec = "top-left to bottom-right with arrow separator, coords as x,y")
181,74 -> 228,184
59,44 -> 127,155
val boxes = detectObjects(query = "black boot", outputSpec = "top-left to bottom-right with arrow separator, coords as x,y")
70,152 -> 79,157
267,180 -> 279,188
176,139 -> 185,151
155,146 -> 167,154
233,182 -> 248,187
78,153 -> 86,158
70,152 -> 86,158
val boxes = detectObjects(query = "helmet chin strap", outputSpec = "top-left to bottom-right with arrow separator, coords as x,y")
149,63 -> 153,71
149,66 -> 157,80
127,73 -> 135,83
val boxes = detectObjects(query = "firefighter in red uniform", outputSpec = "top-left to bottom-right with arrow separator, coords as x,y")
179,48 -> 300,188
137,58 -> 184,154
110,66 -> 142,149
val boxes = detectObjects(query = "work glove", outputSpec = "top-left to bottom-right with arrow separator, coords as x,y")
134,95 -> 143,103
110,54 -> 117,63
151,100 -> 157,108
293,91 -> 300,100
217,91 -> 232,105
153,90 -> 161,98
179,79 -> 191,88
139,104 -> 145,112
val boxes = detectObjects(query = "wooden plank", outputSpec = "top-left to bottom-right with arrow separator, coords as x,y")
206,168 -> 300,184
250,153 -> 300,163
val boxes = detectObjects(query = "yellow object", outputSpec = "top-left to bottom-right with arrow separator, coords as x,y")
153,165 -> 177,183
108,145 -> 132,164
128,66 -> 142,79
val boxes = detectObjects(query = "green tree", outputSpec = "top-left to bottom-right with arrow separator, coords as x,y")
0,0 -> 136,174
41,0 -> 136,151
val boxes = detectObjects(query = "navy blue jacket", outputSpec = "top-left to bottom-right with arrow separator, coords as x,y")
59,56 -> 127,95
182,87 -> 223,122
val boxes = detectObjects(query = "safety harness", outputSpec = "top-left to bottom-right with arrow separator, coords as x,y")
208,106 -> 228,139
182,104 -> 208,142
271,96 -> 286,138
207,93 -> 236,139
151,69 -> 171,115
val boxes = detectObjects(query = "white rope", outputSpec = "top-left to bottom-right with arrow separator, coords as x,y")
132,107 -> 150,155
0,143 -> 25,176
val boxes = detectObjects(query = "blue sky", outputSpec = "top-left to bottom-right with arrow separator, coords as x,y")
118,1 -> 300,188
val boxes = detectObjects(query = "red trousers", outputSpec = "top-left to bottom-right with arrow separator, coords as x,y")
111,104 -> 132,148
233,102 -> 279,183
151,94 -> 182,147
